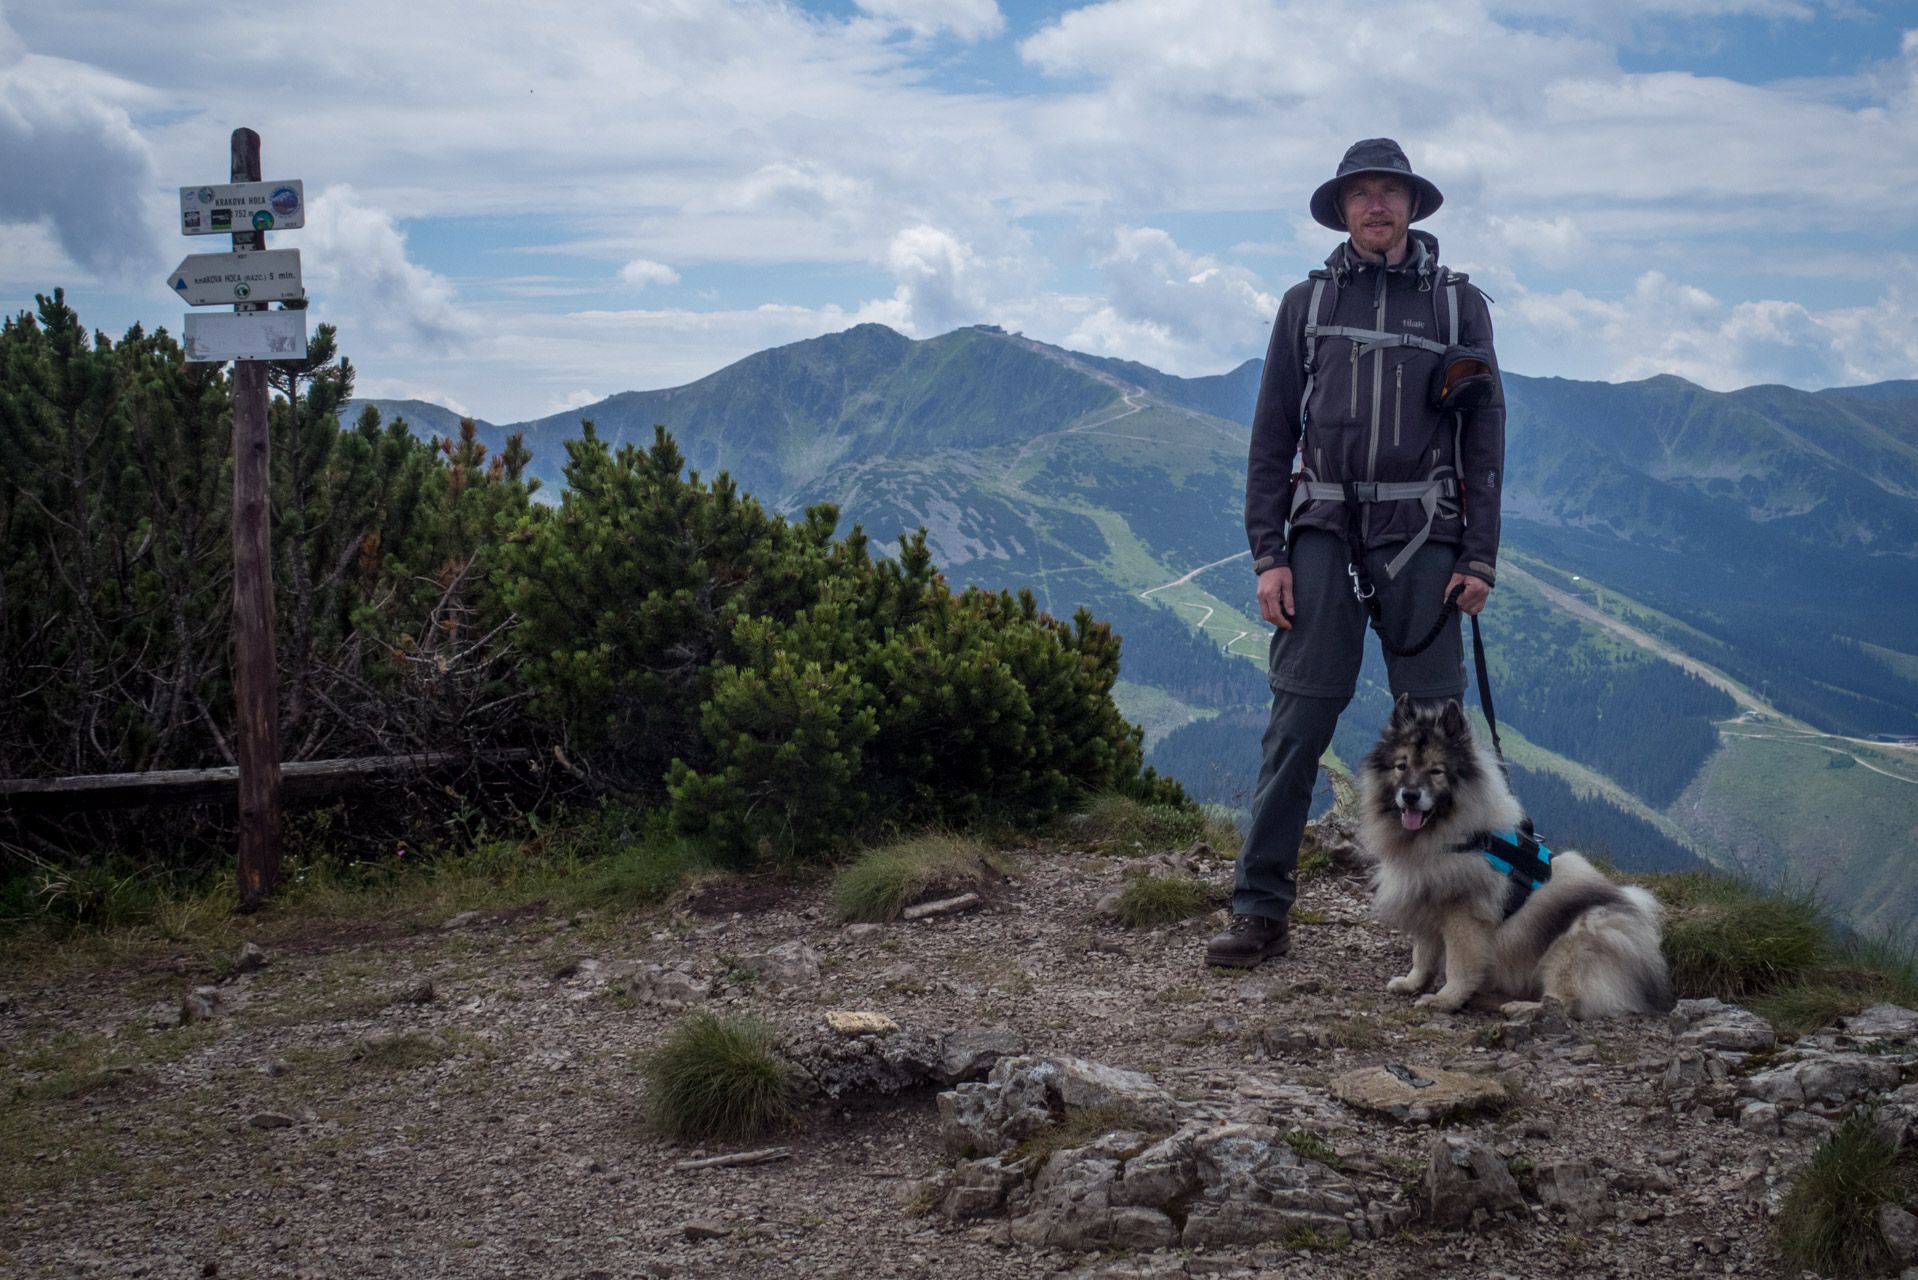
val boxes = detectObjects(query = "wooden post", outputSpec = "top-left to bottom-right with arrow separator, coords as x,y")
229,126 -> 283,911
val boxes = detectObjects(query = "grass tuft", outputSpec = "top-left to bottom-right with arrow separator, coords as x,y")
1112,876 -> 1218,928
831,834 -> 998,923
1012,1102 -> 1168,1169
640,1013 -> 800,1143
1775,1111 -> 1916,1277
1645,872 -> 1828,999
1063,794 -> 1234,854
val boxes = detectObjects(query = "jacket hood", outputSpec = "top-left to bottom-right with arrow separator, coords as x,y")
1324,229 -> 1441,285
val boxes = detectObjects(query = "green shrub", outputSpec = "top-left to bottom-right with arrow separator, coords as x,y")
1775,1112 -> 1916,1276
831,835 -> 998,922
1647,872 -> 1828,998
641,1013 -> 800,1143
1112,876 -> 1217,928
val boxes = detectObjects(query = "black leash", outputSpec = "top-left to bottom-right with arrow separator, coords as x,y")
1470,611 -> 1504,762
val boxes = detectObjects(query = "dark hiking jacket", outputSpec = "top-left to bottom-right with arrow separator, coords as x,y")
1245,230 -> 1504,586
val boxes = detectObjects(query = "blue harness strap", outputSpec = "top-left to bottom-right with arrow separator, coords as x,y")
1457,826 -> 1553,918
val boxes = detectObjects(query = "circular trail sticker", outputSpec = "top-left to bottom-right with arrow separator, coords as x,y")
197,188 -> 213,204
234,283 -> 252,300
270,187 -> 300,217
252,210 -> 275,231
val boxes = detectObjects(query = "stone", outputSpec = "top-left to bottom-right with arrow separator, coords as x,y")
1736,1100 -> 1782,1135
825,1011 -> 899,1036
1885,1204 -> 1918,1266
1846,1004 -> 1918,1041
938,1025 -> 1026,1085
1010,1148 -> 1125,1250
232,942 -> 268,974
873,962 -> 924,989
645,969 -> 711,1005
841,922 -> 884,940
940,1083 -> 1002,1158
680,1220 -> 729,1241
440,910 -> 479,930
1669,998 -> 1775,1053
181,987 -> 224,1024
1741,1052 -> 1901,1111
1782,1111 -> 1836,1139
1423,1133 -> 1525,1231
1330,1063 -> 1508,1124
1300,814 -> 1368,874
751,940 -> 821,986
1116,1128 -> 1199,1208
263,1058 -> 290,1078
902,892 -> 981,921
247,1112 -> 295,1129
1877,1084 -> 1918,1150
940,1155 -> 1029,1219
790,1025 -> 944,1101
1537,1160 -> 1610,1229
1180,1124 -> 1359,1248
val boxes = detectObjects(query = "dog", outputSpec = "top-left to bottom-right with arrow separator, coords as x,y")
1357,694 -> 1675,1018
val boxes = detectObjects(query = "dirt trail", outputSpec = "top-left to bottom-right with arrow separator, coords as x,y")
0,853 -> 1814,1279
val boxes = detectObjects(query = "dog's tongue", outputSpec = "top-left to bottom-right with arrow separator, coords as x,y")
1401,809 -> 1426,831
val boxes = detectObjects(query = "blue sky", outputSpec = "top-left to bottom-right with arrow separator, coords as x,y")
2,0 -> 1915,422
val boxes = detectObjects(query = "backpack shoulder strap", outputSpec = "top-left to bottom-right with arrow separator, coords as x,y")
1299,270 -> 1336,427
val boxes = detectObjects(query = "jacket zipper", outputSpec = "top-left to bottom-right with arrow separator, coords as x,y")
1349,346 -> 1358,418
1366,265 -> 1387,483
1395,362 -> 1406,448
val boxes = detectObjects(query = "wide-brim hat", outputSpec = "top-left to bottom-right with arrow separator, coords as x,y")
1309,138 -> 1444,231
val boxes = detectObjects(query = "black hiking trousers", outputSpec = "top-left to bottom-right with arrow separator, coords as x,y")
1233,529 -> 1467,922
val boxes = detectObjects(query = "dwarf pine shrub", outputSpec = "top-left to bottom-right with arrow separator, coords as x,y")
641,1013 -> 799,1143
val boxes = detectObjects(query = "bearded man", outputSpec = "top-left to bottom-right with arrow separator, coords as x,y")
1207,138 -> 1506,968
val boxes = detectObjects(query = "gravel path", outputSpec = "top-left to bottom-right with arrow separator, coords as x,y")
0,850 -> 1813,1279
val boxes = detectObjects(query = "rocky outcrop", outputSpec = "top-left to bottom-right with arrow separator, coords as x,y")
939,1055 -> 1178,1158
787,1021 -> 1026,1100
1329,1063 -> 1508,1125
1423,1133 -> 1525,1231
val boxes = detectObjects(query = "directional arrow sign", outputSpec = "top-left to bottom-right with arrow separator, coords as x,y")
183,310 -> 308,363
179,180 -> 304,235
167,249 -> 303,306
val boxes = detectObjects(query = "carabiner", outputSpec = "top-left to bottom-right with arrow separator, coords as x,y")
1347,562 -> 1375,601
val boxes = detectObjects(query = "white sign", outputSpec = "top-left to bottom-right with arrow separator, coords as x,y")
179,180 -> 305,235
183,310 -> 308,363
168,249 -> 303,306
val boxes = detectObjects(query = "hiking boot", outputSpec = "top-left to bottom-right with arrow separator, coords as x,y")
1205,913 -> 1291,968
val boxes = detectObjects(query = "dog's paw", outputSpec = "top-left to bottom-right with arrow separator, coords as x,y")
1386,976 -> 1421,995
1414,991 -> 1467,1012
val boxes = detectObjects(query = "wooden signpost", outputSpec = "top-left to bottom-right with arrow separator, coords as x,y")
175,128 -> 309,911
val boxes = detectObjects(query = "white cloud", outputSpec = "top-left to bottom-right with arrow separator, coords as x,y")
542,387 -> 600,415
1501,265 -> 1918,390
617,258 -> 679,288
883,224 -> 989,335
854,0 -> 1004,41
0,15 -> 159,283
302,187 -> 474,351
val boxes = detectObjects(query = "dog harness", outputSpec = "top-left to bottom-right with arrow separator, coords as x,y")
1453,826 -> 1553,919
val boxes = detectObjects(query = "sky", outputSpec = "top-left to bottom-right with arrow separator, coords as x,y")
2,0 -> 1915,423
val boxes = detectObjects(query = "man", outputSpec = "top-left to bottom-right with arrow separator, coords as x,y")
1205,138 -> 1505,968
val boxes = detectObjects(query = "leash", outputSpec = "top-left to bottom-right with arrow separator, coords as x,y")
1471,611 -> 1503,762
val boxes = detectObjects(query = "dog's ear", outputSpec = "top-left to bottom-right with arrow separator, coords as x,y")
1437,698 -> 1469,739
1390,692 -> 1420,728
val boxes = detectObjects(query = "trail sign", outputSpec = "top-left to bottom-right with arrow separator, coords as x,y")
179,180 -> 305,235
168,248 -> 303,306
182,309 -> 308,362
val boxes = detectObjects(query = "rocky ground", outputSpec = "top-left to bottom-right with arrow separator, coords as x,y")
2,838 -> 1911,1280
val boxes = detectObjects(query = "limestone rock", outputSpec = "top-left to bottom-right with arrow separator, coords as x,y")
825,1011 -> 898,1036
1115,1128 -> 1199,1209
247,1112 -> 294,1129
940,1082 -> 1001,1158
1330,1063 -> 1508,1124
641,968 -> 711,1006
1669,998 -> 1775,1053
680,1219 -> 729,1241
1423,1133 -> 1525,1231
1301,813 -> 1368,874
1846,1004 -> 1918,1042
1180,1124 -> 1357,1248
1736,1100 -> 1782,1136
1537,1160 -> 1610,1229
232,941 -> 268,974
940,1155 -> 1029,1220
1876,1083 -> 1918,1150
1740,1052 -> 1900,1111
938,1025 -> 1026,1085
181,986 -> 224,1024
935,1055 -> 1176,1159
1881,1203 -> 1918,1266
750,940 -> 821,987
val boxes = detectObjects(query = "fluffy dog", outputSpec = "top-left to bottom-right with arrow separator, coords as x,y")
1357,695 -> 1674,1018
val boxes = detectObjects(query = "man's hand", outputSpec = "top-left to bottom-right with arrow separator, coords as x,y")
1258,566 -> 1296,629
1447,572 -> 1491,616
